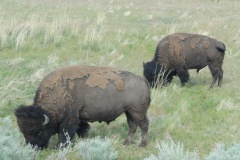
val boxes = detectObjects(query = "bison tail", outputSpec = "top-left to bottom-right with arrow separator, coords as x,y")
196,69 -> 200,73
215,41 -> 226,53
143,78 -> 151,107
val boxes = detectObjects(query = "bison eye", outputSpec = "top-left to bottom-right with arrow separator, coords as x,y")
36,130 -> 43,136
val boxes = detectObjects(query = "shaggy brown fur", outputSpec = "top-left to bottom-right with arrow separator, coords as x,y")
143,33 -> 226,88
15,65 -> 151,149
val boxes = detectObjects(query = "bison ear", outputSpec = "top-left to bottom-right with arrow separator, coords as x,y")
42,114 -> 49,126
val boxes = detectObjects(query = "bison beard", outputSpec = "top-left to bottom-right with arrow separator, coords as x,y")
15,65 -> 151,149
143,33 -> 226,89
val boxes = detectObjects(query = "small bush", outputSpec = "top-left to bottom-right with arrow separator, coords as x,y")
46,136 -> 118,160
74,137 -> 118,160
46,135 -> 73,160
205,143 -> 240,160
0,116 -> 38,160
145,139 -> 200,160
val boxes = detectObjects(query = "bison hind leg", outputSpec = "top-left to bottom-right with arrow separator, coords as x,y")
124,112 -> 138,146
138,117 -> 149,147
208,66 -> 223,89
124,111 -> 149,147
76,122 -> 90,138
218,68 -> 223,87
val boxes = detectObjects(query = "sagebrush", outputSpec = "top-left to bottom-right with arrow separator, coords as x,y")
0,116 -> 38,160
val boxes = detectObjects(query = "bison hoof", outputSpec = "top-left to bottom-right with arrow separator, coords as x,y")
139,141 -> 147,147
124,139 -> 131,145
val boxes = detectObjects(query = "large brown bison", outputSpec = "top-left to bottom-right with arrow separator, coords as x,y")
143,33 -> 226,89
15,65 -> 151,149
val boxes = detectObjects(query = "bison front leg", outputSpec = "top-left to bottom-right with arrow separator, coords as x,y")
57,118 -> 79,148
124,112 -> 138,145
76,122 -> 90,138
176,68 -> 190,86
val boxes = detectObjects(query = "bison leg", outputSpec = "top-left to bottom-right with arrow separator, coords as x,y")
218,68 -> 223,87
176,69 -> 189,86
124,112 -> 138,145
138,117 -> 149,147
76,122 -> 90,138
208,54 -> 224,89
124,111 -> 149,147
208,65 -> 223,89
57,119 -> 78,148
164,69 -> 177,84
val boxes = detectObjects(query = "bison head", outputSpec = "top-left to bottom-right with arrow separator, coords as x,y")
143,61 -> 162,87
15,105 -> 56,149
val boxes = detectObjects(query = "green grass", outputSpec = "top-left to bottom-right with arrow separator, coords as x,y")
1,0 -> 240,159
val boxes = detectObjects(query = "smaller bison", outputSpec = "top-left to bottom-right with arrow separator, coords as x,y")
143,33 -> 226,89
15,65 -> 151,149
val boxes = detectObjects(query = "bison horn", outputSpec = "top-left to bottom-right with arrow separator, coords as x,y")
42,114 -> 49,126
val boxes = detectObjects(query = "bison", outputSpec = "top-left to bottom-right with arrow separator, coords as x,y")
143,33 -> 226,89
15,65 -> 151,149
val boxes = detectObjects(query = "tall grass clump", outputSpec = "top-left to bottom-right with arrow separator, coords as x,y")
0,23 -> 31,50
43,12 -> 81,47
0,11 -> 83,50
81,11 -> 107,52
144,139 -> 200,160
0,116 -> 38,160
81,22 -> 106,51
82,24 -> 106,51
0,69 -> 29,111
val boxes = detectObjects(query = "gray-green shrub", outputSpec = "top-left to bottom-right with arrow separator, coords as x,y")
0,116 -> 38,160
144,139 -> 200,160
74,137 -> 118,160
46,136 -> 118,160
205,143 -> 240,160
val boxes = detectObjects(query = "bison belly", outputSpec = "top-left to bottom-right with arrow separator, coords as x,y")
183,48 -> 208,70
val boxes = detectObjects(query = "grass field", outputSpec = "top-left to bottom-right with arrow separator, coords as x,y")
1,0 -> 240,159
